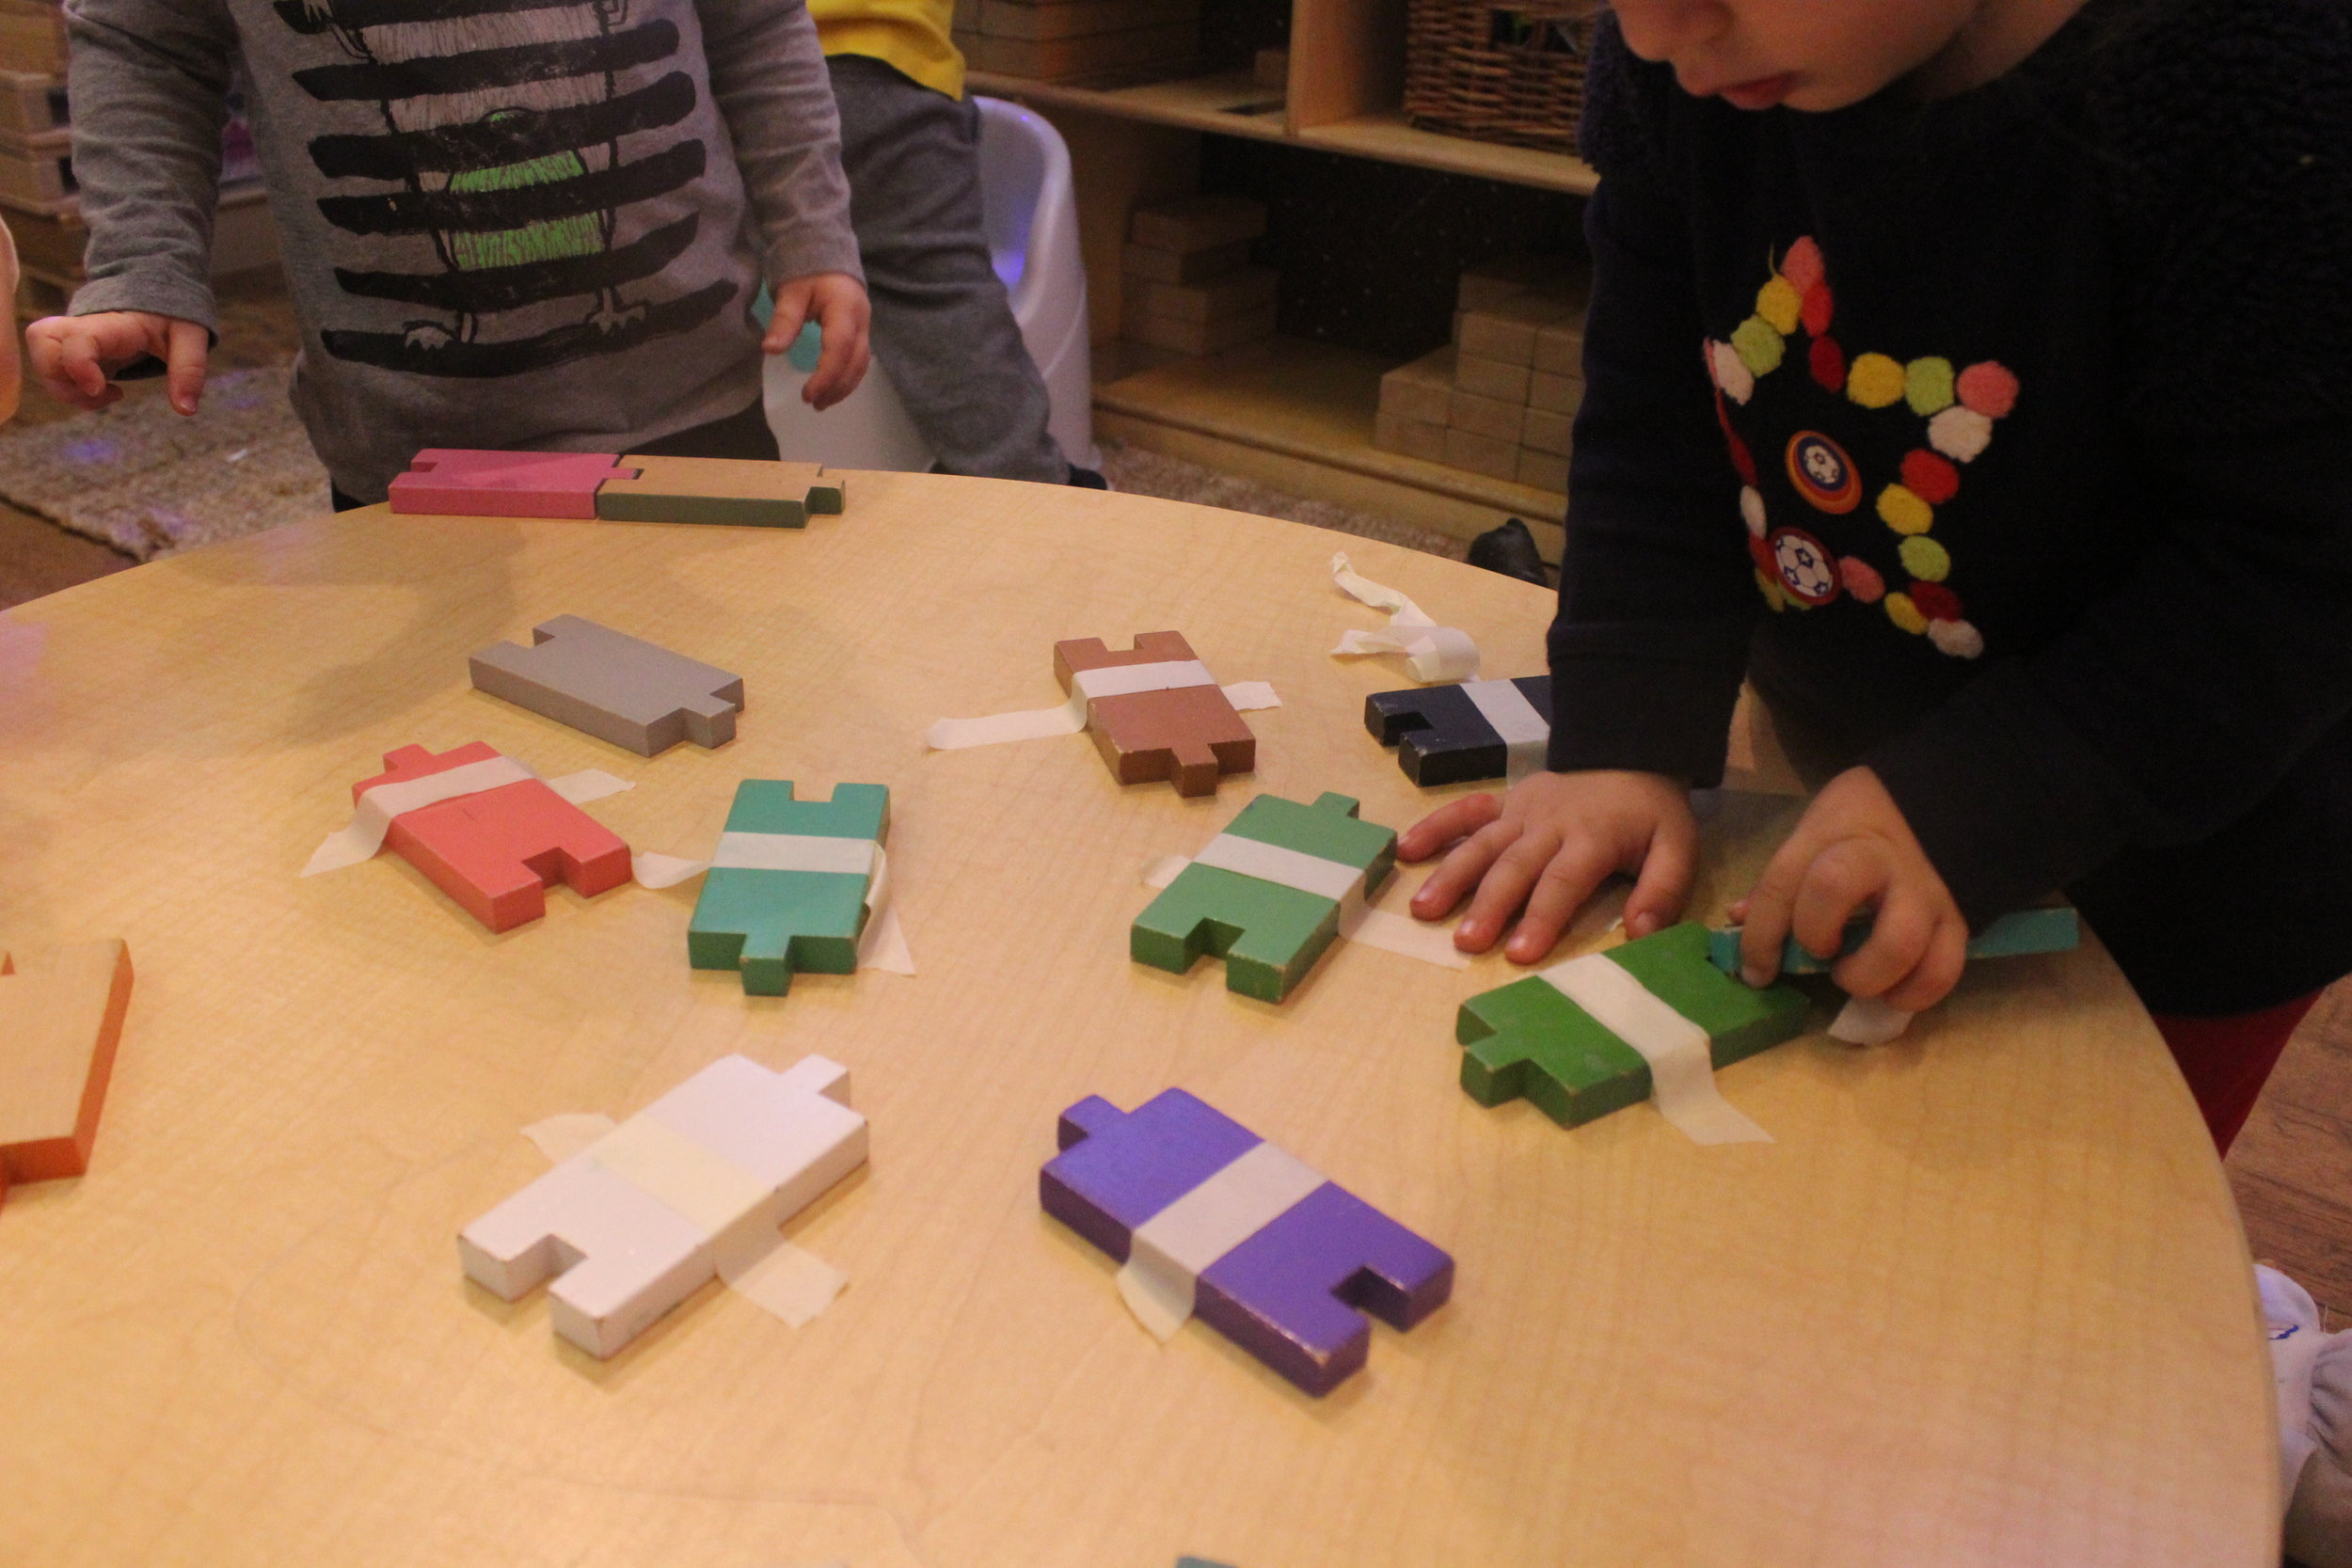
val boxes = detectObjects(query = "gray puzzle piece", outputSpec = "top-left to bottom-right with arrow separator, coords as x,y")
469,614 -> 744,755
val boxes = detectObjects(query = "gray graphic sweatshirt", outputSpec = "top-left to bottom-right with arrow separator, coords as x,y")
63,0 -> 861,500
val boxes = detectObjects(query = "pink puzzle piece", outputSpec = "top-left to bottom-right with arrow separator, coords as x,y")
389,450 -> 643,519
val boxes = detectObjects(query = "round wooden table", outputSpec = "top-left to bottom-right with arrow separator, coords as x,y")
0,472 -> 2274,1567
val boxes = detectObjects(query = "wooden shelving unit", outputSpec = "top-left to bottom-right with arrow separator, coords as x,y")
970,0 -> 1594,555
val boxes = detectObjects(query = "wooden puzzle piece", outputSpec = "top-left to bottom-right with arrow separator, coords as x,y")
1706,906 -> 2079,975
596,454 -> 848,528
461,1053 -> 867,1358
1456,922 -> 1808,1130
389,449 -> 641,518
357,741 -> 631,932
1041,1087 -> 1453,1397
469,614 -> 744,756
688,781 -> 888,996
1132,792 -> 1396,1002
1364,675 -> 1555,786
0,940 -> 134,1211
1056,631 -> 1254,796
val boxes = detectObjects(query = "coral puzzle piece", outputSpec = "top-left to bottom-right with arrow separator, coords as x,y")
1056,631 -> 1254,796
460,1053 -> 866,1358
469,614 -> 744,756
688,781 -> 888,996
1456,922 -> 1809,1129
389,449 -> 641,518
0,940 -> 134,1212
357,741 -> 631,932
1364,675 -> 1554,786
1706,905 -> 2081,975
1041,1088 -> 1453,1397
1133,792 -> 1396,1003
596,453 -> 847,528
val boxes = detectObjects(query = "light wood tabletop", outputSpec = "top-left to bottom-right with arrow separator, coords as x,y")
0,469 -> 2274,1567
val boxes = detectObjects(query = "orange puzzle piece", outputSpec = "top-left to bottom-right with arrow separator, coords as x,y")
358,742 -> 632,932
0,939 -> 135,1211
1054,631 -> 1256,797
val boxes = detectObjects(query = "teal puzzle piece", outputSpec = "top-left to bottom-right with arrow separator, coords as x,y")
687,781 -> 888,996
1706,906 -> 2079,975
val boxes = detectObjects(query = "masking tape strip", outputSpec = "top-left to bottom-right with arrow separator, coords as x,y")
719,1237 -> 848,1329
1142,853 -> 1464,969
521,1112 -> 616,1164
713,832 -> 878,877
1540,953 -> 1772,1145
1462,678 -> 1551,782
925,659 -> 1280,751
1328,551 -> 1481,682
1829,994 -> 1915,1045
635,841 -> 912,974
303,758 -> 633,877
1115,1140 -> 1327,1342
586,1114 -> 773,1238
1190,832 -> 1366,903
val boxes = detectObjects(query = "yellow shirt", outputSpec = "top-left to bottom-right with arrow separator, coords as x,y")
810,0 -> 964,102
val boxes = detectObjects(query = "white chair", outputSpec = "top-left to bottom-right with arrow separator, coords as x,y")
766,95 -> 1098,473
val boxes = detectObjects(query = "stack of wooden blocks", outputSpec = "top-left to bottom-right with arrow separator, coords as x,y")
950,0 -> 1200,81
1120,193 -> 1277,356
1375,256 -> 1589,495
0,1 -> 69,218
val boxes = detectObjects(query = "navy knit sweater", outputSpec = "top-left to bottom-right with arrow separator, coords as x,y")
1549,0 -> 2352,1013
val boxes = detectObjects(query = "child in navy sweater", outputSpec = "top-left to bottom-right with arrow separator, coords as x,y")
1406,0 -> 2351,1149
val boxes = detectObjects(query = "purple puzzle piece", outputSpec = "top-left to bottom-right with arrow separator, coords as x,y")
1040,1088 -> 1454,1396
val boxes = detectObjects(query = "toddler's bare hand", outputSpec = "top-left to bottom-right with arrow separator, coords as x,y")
764,272 -> 870,411
24,310 -> 208,415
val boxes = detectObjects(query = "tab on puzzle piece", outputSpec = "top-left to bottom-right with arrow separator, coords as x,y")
689,782 -> 889,996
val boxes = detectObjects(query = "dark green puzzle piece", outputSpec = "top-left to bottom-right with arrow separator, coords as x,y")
687,781 -> 887,996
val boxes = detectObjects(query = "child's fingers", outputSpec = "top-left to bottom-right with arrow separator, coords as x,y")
1501,837 -> 1613,961
760,290 -> 807,356
1399,791 -> 1502,865
1882,915 -> 1969,1012
1831,892 -> 1933,998
1456,825 -> 1570,954
1622,815 -> 1698,940
27,319 -> 104,405
1787,840 -> 1886,964
1737,840 -> 1809,985
802,290 -> 869,411
163,318 -> 208,415
1409,811 -> 1516,925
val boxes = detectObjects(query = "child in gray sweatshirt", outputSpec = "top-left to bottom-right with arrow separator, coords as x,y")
27,0 -> 870,503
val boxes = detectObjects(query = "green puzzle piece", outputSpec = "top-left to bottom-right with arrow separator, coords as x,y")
1455,922 -> 1810,1128
687,781 -> 887,996
1131,792 -> 1397,1003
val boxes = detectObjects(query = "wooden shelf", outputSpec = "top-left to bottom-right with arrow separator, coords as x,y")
1297,110 -> 1596,195
1095,335 -> 1566,558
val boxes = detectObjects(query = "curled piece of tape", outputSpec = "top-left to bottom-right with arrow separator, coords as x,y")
1116,1139 -> 1325,1341
1829,994 -> 1915,1045
302,758 -> 635,877
1139,851 -> 1467,971
1328,552 -> 1480,682
1539,952 -> 1772,1145
925,659 -> 1281,752
631,837 -> 914,975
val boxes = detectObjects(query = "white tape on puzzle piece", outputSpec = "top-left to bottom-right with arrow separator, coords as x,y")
1461,677 -> 1551,782
304,755 -> 630,876
1539,952 -> 1772,1146
1116,1139 -> 1326,1341
923,658 -> 1280,751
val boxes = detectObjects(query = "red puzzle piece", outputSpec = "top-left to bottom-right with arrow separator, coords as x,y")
389,450 -> 642,519
356,742 -> 631,931
1054,631 -> 1255,797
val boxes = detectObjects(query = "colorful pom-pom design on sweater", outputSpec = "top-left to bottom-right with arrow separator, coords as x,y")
1707,234 -> 2015,659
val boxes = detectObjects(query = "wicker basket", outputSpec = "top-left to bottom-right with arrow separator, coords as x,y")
1404,0 -> 1597,155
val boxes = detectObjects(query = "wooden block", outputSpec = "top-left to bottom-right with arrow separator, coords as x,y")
0,69 -> 68,139
688,781 -> 888,996
976,21 -> 1196,79
1448,388 -> 1523,443
1056,630 -> 1255,795
1521,406 -> 1573,455
460,1053 -> 867,1358
1456,923 -> 1809,1130
0,940 -> 132,1208
1517,447 -> 1568,492
1533,321 -> 1584,375
1253,47 -> 1288,88
1458,294 -> 1572,367
980,0 -> 1196,40
952,0 -> 978,29
1136,265 -> 1276,325
1120,298 -> 1276,355
0,192 -> 77,278
0,143 -> 68,206
1528,369 -> 1581,415
1132,792 -> 1396,1000
1041,1086 -> 1453,1395
469,614 -> 743,756
389,449 -> 640,519
596,453 -> 844,528
1121,237 -> 1249,285
1442,427 -> 1519,482
1364,676 -> 1554,786
357,742 -> 632,932
1456,253 -> 1570,312
0,5 -> 66,77
1454,352 -> 1530,405
1377,345 -> 1454,426
1374,410 -> 1447,464
1705,907 -> 2080,976
1128,193 -> 1266,254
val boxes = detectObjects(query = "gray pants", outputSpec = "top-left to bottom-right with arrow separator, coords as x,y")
828,54 -> 1069,483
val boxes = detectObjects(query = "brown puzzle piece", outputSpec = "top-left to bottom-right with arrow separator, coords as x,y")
1053,631 -> 1255,797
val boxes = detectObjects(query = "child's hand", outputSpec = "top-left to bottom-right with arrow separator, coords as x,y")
1400,769 -> 1699,962
25,310 -> 209,415
1734,765 -> 1968,1010
763,271 -> 870,412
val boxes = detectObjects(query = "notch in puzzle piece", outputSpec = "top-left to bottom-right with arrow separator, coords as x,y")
460,1053 -> 867,1358
1706,905 -> 2080,975
358,741 -> 631,932
1041,1088 -> 1453,1397
596,454 -> 847,528
1133,792 -> 1396,1003
389,449 -> 642,518
689,781 -> 888,996
1364,675 -> 1554,786
0,940 -> 134,1212
1456,922 -> 1808,1130
1056,631 -> 1254,796
469,614 -> 744,756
